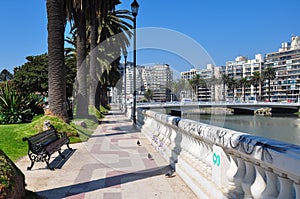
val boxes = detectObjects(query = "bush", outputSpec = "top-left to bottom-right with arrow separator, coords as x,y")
0,83 -> 44,124
0,150 -> 26,199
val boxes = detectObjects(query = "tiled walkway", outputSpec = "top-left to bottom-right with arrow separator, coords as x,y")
16,105 -> 196,199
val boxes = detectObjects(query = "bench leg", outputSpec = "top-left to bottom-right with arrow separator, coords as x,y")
45,154 -> 54,170
66,143 -> 72,151
27,160 -> 35,171
58,150 -> 65,159
27,153 -> 36,170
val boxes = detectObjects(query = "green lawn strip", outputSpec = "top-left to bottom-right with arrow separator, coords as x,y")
0,115 -> 98,162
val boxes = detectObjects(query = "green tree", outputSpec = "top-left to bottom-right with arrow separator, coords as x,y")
238,77 -> 249,102
227,77 -> 238,101
250,71 -> 262,101
13,54 -> 48,95
95,9 -> 133,108
144,89 -> 153,102
0,69 -> 13,82
221,74 -> 229,101
13,53 -> 76,98
171,79 -> 190,101
189,74 -> 201,101
262,66 -> 276,101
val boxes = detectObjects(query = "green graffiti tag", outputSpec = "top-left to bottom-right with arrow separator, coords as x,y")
213,153 -> 220,167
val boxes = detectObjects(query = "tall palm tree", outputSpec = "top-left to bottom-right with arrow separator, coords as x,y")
221,74 -> 229,101
47,0 -> 69,122
94,9 -> 133,108
262,66 -> 276,101
89,1 -> 126,107
189,74 -> 201,101
65,0 -> 120,115
238,77 -> 249,102
250,71 -> 261,101
227,77 -> 237,101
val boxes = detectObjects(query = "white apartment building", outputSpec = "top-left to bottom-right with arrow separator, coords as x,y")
180,64 -> 222,102
121,63 -> 173,102
225,54 -> 263,101
150,64 -> 173,102
264,36 -> 300,102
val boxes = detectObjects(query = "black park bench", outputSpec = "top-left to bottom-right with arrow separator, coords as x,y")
22,127 -> 72,170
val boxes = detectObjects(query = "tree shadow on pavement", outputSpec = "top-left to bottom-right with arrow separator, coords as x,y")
37,165 -> 171,199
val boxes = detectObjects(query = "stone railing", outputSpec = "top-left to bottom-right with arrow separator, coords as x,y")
136,108 -> 300,199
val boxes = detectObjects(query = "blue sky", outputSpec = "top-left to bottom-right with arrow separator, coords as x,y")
1,0 -> 300,73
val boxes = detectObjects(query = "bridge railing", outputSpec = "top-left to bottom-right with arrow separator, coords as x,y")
136,108 -> 300,199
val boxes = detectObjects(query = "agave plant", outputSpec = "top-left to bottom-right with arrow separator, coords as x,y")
0,83 -> 31,124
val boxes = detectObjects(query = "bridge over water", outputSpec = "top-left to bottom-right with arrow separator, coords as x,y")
137,102 -> 300,115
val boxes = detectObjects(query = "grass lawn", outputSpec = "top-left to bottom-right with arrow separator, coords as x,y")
0,115 -> 99,162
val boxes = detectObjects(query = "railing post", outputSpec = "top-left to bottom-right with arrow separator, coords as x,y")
277,175 -> 294,199
260,169 -> 279,198
251,164 -> 266,199
242,160 -> 256,198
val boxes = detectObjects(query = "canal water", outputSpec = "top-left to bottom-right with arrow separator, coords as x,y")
182,114 -> 300,146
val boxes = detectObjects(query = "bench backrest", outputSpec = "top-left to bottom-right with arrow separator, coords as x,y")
27,128 -> 59,153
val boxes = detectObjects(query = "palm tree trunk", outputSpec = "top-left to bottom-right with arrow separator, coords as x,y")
75,11 -> 88,116
243,86 -> 245,102
47,0 -> 69,123
268,77 -> 271,101
255,85 -> 258,101
89,6 -> 99,107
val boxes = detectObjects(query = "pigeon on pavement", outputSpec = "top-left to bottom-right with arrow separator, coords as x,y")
147,153 -> 153,160
165,169 -> 175,178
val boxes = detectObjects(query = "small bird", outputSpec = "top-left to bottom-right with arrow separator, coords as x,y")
165,169 -> 175,178
147,153 -> 153,160
137,140 -> 141,146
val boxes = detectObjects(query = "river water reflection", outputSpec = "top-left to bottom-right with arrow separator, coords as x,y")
182,114 -> 300,146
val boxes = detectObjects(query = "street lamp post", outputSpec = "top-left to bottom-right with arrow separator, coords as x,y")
131,0 -> 139,124
124,52 -> 127,114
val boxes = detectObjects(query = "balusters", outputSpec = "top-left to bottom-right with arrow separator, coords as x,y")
277,175 -> 294,199
259,168 -> 278,199
294,182 -> 300,199
251,164 -> 266,198
233,157 -> 246,197
226,155 -> 244,197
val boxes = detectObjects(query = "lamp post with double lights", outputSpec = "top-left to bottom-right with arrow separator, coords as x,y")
124,52 -> 127,114
131,0 -> 139,124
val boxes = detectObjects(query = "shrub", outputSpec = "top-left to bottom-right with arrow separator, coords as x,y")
0,83 -> 44,124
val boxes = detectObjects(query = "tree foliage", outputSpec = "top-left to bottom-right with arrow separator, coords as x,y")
13,53 -> 76,98
0,83 -> 43,124
0,69 -> 13,82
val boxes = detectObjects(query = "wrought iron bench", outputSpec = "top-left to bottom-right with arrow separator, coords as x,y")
22,127 -> 72,170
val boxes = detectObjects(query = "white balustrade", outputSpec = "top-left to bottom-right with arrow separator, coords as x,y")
137,108 -> 300,199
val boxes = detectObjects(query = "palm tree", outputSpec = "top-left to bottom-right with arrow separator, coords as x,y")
262,66 -> 276,101
238,77 -> 249,102
221,74 -> 229,101
65,0 -> 121,115
47,0 -> 69,122
227,77 -> 237,101
189,74 -> 201,101
250,71 -> 261,101
94,9 -> 133,108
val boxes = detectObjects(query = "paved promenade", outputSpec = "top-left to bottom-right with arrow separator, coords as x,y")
16,105 -> 196,199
